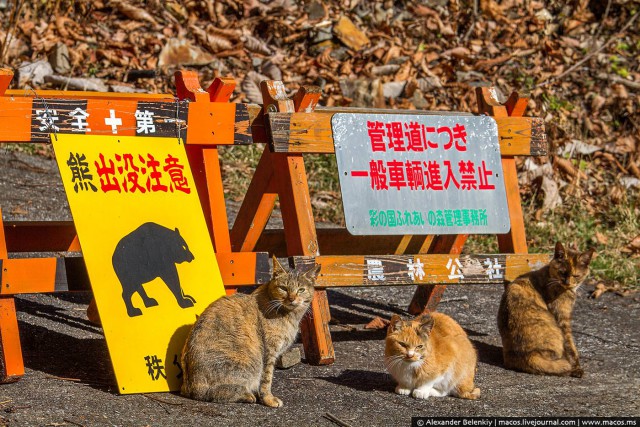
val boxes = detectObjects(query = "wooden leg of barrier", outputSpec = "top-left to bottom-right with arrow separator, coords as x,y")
497,157 -> 528,254
202,147 -> 232,253
230,148 -> 278,252
0,209 -> 23,383
408,234 -> 468,315
273,152 -> 334,365
0,297 -> 23,383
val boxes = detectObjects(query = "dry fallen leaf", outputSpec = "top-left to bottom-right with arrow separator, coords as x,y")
364,316 -> 390,330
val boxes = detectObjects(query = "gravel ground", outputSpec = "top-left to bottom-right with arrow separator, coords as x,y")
1,148 -> 639,426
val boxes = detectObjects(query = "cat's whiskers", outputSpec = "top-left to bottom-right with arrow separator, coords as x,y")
264,299 -> 284,317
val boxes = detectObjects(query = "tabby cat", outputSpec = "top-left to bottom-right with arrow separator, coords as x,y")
385,312 -> 480,400
497,242 -> 594,377
180,257 -> 320,407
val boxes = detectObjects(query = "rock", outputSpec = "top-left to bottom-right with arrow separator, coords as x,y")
17,60 -> 54,86
383,81 -> 406,99
333,15 -> 370,51
44,75 -> 108,92
305,1 -> 326,21
310,26 -> 333,45
109,84 -> 148,93
158,38 -> 214,68
48,43 -> 71,75
276,347 -> 301,369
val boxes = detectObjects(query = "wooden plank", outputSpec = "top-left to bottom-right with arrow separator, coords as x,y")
4,221 -> 79,252
292,253 -> 550,287
4,222 -> 423,255
0,97 -> 255,145
262,80 -> 334,366
215,252 -> 271,286
0,296 -> 23,383
0,70 -> 12,97
267,112 -> 546,156
0,258 -> 58,295
229,148 -> 278,252
408,234 -> 467,314
0,207 -> 23,382
6,89 -> 174,100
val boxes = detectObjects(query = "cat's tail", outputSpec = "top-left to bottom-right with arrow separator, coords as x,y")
507,351 -> 573,376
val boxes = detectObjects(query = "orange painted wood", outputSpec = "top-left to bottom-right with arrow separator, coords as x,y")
0,209 -> 25,381
292,86 -> 321,113
394,235 -> 413,255
86,99 -> 138,136
293,253 -> 549,287
477,88 -> 529,255
262,80 -> 334,365
0,97 -> 33,141
202,148 -> 232,253
185,101 -> 237,145
408,234 -> 468,315
3,221 -> 81,253
498,157 -> 528,254
0,69 -> 12,97
266,112 -> 546,156
0,297 -> 24,382
5,89 -> 174,101
261,80 -> 294,112
215,252 -> 271,286
208,77 -> 236,102
230,150 -> 278,252
505,92 -> 529,117
174,70 -> 209,102
0,258 -> 58,295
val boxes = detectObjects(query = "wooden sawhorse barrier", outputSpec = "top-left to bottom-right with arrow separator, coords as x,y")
0,68 -> 274,382
0,67 -> 550,382
230,81 -> 551,365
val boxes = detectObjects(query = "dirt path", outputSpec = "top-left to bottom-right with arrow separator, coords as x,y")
1,148 -> 639,426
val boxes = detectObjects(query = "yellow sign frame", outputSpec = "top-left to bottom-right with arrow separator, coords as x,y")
53,134 -> 225,394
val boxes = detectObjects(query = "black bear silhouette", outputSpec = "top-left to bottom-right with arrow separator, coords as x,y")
112,222 -> 196,317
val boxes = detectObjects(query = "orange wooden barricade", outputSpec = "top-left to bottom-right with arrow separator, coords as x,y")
229,80 -> 549,365
0,68 -> 550,381
0,69 -> 272,382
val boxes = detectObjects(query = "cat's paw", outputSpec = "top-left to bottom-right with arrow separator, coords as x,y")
261,394 -> 283,408
570,366 -> 584,378
395,386 -> 411,396
412,389 -> 431,400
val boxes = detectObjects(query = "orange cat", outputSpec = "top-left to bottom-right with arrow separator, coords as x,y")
385,313 -> 480,400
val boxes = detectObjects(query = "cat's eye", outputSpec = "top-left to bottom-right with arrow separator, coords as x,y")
415,344 -> 424,350
398,342 -> 408,348
297,288 -> 305,294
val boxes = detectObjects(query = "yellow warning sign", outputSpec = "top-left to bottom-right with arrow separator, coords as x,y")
52,134 -> 225,394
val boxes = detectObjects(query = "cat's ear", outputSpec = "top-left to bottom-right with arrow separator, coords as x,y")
416,315 -> 435,335
303,263 -> 321,281
579,248 -> 595,266
272,256 -> 287,278
554,242 -> 566,260
388,314 -> 404,333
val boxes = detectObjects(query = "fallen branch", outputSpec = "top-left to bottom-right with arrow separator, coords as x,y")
324,412 -> 355,427
63,418 -> 86,427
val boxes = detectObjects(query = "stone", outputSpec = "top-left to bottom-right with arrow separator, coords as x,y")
276,347 -> 301,369
48,43 -> 72,75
